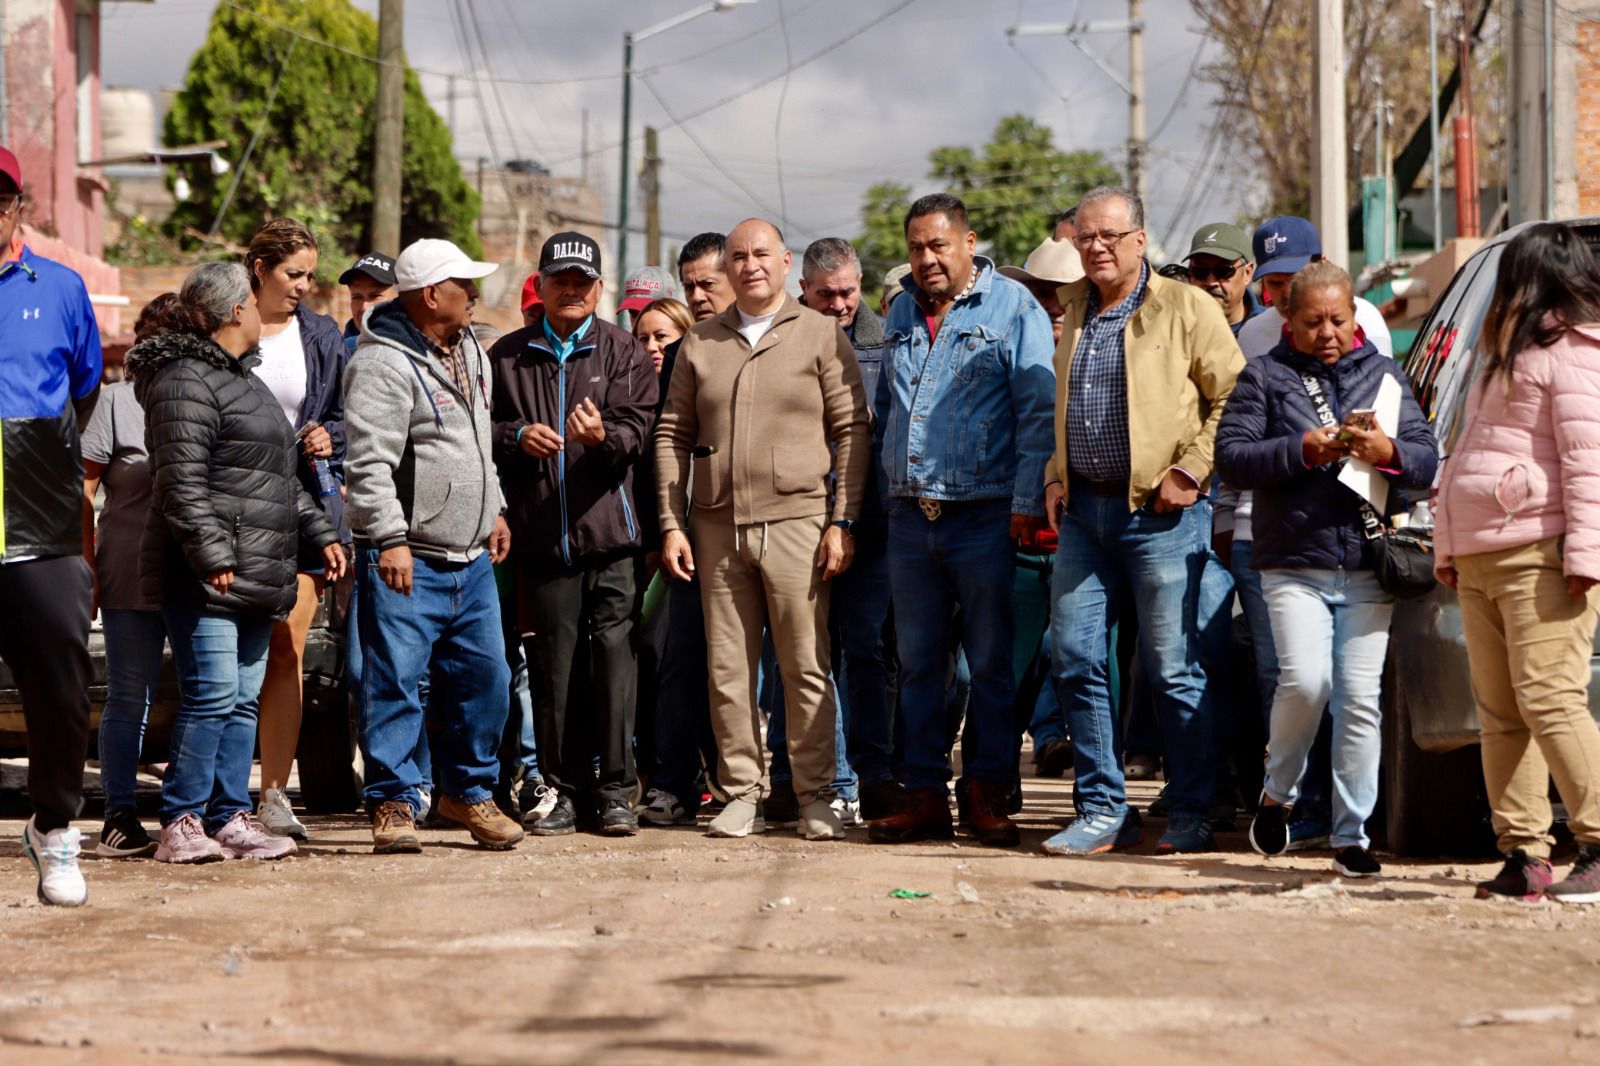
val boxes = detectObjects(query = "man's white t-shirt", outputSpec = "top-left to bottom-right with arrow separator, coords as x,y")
1220,297 -> 1394,542
255,315 -> 309,427
736,308 -> 777,348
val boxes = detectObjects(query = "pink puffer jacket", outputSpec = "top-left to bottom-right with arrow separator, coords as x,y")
1434,326 -> 1600,580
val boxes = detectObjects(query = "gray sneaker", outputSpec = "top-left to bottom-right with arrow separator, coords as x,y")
1548,845 -> 1600,905
706,797 -> 764,838
799,799 -> 845,840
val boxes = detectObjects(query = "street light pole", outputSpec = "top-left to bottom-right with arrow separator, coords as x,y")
617,1 -> 754,280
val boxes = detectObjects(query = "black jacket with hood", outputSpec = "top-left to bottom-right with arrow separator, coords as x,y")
489,311 -> 658,571
127,331 -> 338,619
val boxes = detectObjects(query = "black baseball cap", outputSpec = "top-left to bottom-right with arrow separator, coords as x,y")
539,231 -> 602,279
339,252 -> 396,287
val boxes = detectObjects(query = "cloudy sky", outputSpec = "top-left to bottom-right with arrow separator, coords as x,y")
102,0 -> 1242,270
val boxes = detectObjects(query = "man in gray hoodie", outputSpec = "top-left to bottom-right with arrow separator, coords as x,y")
344,238 -> 520,855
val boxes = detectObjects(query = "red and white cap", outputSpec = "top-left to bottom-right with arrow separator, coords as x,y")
0,146 -> 22,193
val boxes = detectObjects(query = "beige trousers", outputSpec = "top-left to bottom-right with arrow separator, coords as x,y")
690,513 -> 837,806
1456,536 -> 1600,858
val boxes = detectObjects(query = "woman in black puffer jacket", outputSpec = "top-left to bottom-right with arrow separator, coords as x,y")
125,261 -> 344,866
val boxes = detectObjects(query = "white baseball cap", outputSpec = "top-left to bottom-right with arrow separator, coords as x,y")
393,238 -> 498,292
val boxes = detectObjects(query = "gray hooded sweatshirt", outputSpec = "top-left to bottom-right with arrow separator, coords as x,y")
344,299 -> 504,562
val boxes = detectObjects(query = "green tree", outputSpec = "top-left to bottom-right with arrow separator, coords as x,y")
853,180 -> 913,308
163,0 -> 479,264
928,115 -> 1119,267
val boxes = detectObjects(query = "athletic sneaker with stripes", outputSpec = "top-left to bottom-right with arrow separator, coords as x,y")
97,808 -> 157,858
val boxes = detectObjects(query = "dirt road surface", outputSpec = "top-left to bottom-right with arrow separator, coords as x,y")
2,775 -> 1599,1066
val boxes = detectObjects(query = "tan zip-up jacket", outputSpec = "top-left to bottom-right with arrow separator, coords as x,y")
1044,272 -> 1244,512
655,295 -> 869,532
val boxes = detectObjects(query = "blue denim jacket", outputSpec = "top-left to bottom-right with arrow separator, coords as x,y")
874,257 -> 1057,515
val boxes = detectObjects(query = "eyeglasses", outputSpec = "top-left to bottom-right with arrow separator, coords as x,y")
1188,261 -> 1243,283
1071,229 -> 1139,251
0,194 -> 19,216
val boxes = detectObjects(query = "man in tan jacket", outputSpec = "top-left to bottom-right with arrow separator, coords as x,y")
1038,185 -> 1244,859
656,218 -> 870,841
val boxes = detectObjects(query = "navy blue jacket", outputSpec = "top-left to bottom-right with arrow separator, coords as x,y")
289,304 -> 350,556
1215,337 -> 1437,571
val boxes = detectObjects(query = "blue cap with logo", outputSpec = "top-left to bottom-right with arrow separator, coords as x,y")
1251,216 -> 1322,277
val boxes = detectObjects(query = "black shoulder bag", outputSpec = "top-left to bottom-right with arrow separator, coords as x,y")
1299,372 -> 1437,600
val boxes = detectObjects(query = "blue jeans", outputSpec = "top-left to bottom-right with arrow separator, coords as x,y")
160,601 -> 272,831
357,550 -> 510,814
99,608 -> 167,814
1198,543 -> 1237,790
834,542 -> 893,785
348,572 -> 435,798
1260,568 -> 1393,849
1229,539 -> 1279,720
1050,490 -> 1211,819
887,498 -> 1018,788
1028,628 -> 1066,748
502,601 -> 539,780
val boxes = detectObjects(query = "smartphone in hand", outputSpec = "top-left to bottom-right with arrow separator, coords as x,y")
1337,409 -> 1376,442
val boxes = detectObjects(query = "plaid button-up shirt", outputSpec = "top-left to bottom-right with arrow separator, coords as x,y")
1066,261 -> 1149,481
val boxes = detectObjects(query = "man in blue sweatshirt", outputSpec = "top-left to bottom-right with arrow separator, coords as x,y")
0,146 -> 102,905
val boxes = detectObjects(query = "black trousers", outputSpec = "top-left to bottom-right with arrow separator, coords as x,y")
0,555 -> 93,829
522,555 -> 639,809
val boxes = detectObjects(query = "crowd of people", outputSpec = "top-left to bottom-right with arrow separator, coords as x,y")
3,139 -> 1599,910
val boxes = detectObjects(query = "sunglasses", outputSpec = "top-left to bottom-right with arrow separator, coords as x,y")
1188,261 -> 1242,283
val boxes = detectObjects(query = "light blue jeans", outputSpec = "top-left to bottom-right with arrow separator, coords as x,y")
99,608 -> 167,814
1260,568 -> 1394,849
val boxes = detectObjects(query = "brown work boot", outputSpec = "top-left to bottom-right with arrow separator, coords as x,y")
964,779 -> 1021,848
438,794 -> 524,850
867,786 -> 954,844
371,800 -> 421,854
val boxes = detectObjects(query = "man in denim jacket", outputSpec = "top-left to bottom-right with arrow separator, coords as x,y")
869,193 -> 1057,847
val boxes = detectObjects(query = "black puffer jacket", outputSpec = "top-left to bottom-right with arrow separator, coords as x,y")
127,332 -> 337,618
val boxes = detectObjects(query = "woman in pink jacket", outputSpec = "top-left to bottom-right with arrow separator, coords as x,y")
1435,223 -> 1600,904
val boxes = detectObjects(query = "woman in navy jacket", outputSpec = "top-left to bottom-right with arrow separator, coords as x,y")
1215,261 -> 1437,879
243,218 -> 350,840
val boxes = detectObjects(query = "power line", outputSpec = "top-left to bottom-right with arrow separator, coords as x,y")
460,0 -> 530,160
774,0 -> 795,230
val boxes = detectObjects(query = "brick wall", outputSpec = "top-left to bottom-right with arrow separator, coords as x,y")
1577,21 -> 1600,215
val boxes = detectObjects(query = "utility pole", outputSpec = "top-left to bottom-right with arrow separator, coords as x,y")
643,126 -> 662,267
1127,0 -> 1145,201
446,74 -> 458,139
1454,5 -> 1481,237
1311,0 -> 1349,266
373,0 -> 405,255
580,108 -> 590,185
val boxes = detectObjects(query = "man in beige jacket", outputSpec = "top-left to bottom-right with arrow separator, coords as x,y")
656,218 -> 870,841
1038,185 -> 1243,859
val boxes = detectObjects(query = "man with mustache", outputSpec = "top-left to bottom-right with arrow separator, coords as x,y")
1183,222 -> 1261,335
489,232 -> 658,837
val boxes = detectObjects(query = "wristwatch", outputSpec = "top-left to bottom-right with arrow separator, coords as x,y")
832,520 -> 857,536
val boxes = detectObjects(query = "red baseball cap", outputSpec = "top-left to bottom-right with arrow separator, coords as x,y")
0,146 -> 22,193
520,272 -> 542,310
618,265 -> 680,313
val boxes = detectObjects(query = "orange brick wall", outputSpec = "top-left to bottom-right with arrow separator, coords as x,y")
1577,21 -> 1600,214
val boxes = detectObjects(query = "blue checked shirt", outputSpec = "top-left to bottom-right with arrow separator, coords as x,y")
1066,261 -> 1148,481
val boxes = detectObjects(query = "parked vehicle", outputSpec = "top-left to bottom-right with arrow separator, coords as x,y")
1383,217 -> 1600,855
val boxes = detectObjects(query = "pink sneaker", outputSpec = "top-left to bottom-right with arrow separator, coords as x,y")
212,811 -> 297,860
154,813 -> 226,864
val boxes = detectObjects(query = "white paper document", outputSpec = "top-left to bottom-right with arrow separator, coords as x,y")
1338,373 -> 1402,514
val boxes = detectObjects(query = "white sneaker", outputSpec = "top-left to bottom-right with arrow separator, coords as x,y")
415,788 -> 432,818
831,796 -> 864,828
257,787 -> 308,840
706,798 -> 764,838
22,818 -> 87,907
525,782 -> 558,823
799,799 -> 846,841
638,787 -> 693,826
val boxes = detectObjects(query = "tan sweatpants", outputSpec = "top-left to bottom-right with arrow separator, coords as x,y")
690,513 -> 837,806
1456,536 -> 1600,858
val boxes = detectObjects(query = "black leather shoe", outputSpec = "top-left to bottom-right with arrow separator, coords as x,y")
1034,738 -> 1074,778
858,780 -> 905,823
529,795 -> 577,836
763,780 -> 799,827
598,798 -> 639,836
